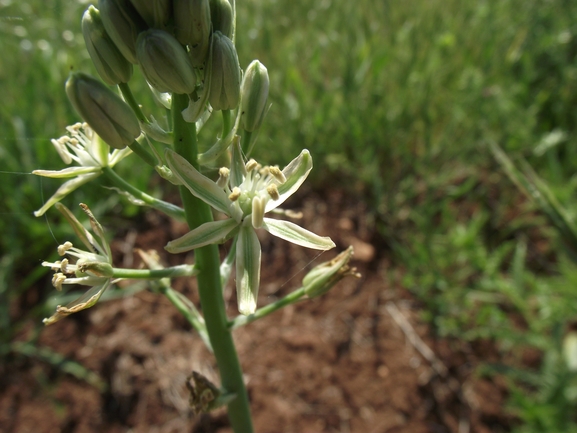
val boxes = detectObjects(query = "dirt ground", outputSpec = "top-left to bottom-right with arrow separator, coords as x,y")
1,190 -> 513,433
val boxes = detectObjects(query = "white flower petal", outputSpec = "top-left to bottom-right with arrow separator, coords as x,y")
262,217 -> 335,250
265,149 -> 312,212
32,166 -> 101,179
165,218 -> 238,253
165,149 -> 232,216
236,225 -> 261,315
43,280 -> 111,326
34,173 -> 100,217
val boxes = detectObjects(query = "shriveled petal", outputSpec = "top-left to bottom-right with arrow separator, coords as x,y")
236,224 -> 261,315
34,173 -> 100,217
43,280 -> 111,326
265,149 -> 312,212
55,203 -> 105,256
165,218 -> 238,253
32,166 -> 101,178
262,217 -> 335,250
165,149 -> 232,215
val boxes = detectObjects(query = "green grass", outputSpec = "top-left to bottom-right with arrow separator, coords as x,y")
3,0 -> 577,430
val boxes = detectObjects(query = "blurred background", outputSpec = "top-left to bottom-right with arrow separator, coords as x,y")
2,0 -> 577,431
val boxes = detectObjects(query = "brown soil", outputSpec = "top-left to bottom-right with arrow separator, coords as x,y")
1,190 -> 513,433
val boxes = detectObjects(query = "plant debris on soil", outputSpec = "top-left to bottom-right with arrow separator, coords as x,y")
1,190 -> 513,433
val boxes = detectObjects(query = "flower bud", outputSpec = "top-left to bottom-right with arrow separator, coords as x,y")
129,0 -> 172,29
240,60 -> 269,132
136,29 -> 197,94
66,72 -> 140,149
98,0 -> 147,64
210,0 -> 233,38
173,0 -> 211,66
209,31 -> 241,111
82,6 -> 133,85
303,246 -> 359,298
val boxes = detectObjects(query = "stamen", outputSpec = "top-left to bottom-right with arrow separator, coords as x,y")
251,196 -> 265,229
217,167 -> 230,188
245,159 -> 258,172
229,187 -> 241,201
266,184 -> 280,201
58,241 -> 73,256
269,166 -> 286,184
60,258 -> 69,273
52,273 -> 67,291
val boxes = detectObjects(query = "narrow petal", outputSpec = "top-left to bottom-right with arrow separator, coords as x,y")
262,217 -> 336,250
34,173 -> 100,217
265,149 -> 312,212
165,149 -> 232,215
43,280 -> 111,326
55,203 -> 103,255
165,218 -> 238,253
236,225 -> 261,315
32,166 -> 101,178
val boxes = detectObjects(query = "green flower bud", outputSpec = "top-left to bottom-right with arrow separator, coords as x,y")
98,0 -> 147,64
136,29 -> 197,94
209,31 -> 241,111
209,0 -> 233,38
65,72 -> 140,149
129,0 -> 172,29
303,246 -> 359,298
240,60 -> 269,132
173,0 -> 211,66
82,6 -> 133,85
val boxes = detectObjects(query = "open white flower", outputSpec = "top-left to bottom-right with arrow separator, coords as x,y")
165,143 -> 335,315
42,203 -> 114,325
33,122 -> 132,216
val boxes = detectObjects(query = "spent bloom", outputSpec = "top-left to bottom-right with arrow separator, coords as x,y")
164,141 -> 335,315
33,123 -> 131,216
42,203 -> 114,326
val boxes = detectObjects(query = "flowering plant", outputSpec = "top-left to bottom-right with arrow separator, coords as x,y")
35,1 -> 358,431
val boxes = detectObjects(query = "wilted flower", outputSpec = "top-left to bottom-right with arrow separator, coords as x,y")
33,123 -> 131,216
42,203 -> 114,325
164,142 -> 335,315
303,246 -> 360,298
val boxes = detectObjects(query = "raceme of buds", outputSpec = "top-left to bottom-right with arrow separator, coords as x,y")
210,0 -> 233,39
129,0 -> 172,29
240,60 -> 269,132
98,0 -> 147,64
82,6 -> 133,85
65,72 -> 141,149
173,0 -> 211,66
209,31 -> 241,111
136,29 -> 197,94
303,246 -> 359,299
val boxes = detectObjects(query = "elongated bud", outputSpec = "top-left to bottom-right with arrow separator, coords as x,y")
210,0 -> 233,38
98,0 -> 147,64
65,72 -> 140,149
209,31 -> 241,111
241,60 -> 269,132
129,0 -> 172,29
82,6 -> 133,85
173,0 -> 211,66
136,29 -> 197,94
303,246 -> 359,298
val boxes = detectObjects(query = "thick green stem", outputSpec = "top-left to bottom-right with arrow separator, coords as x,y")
229,287 -> 306,329
172,94 -> 253,432
101,166 -> 185,221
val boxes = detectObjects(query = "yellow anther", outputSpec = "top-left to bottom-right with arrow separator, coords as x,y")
229,187 -> 241,201
267,184 -> 280,201
245,159 -> 258,172
269,166 -> 286,184
58,241 -> 73,256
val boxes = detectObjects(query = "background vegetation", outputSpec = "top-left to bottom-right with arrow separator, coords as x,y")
2,0 -> 577,430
